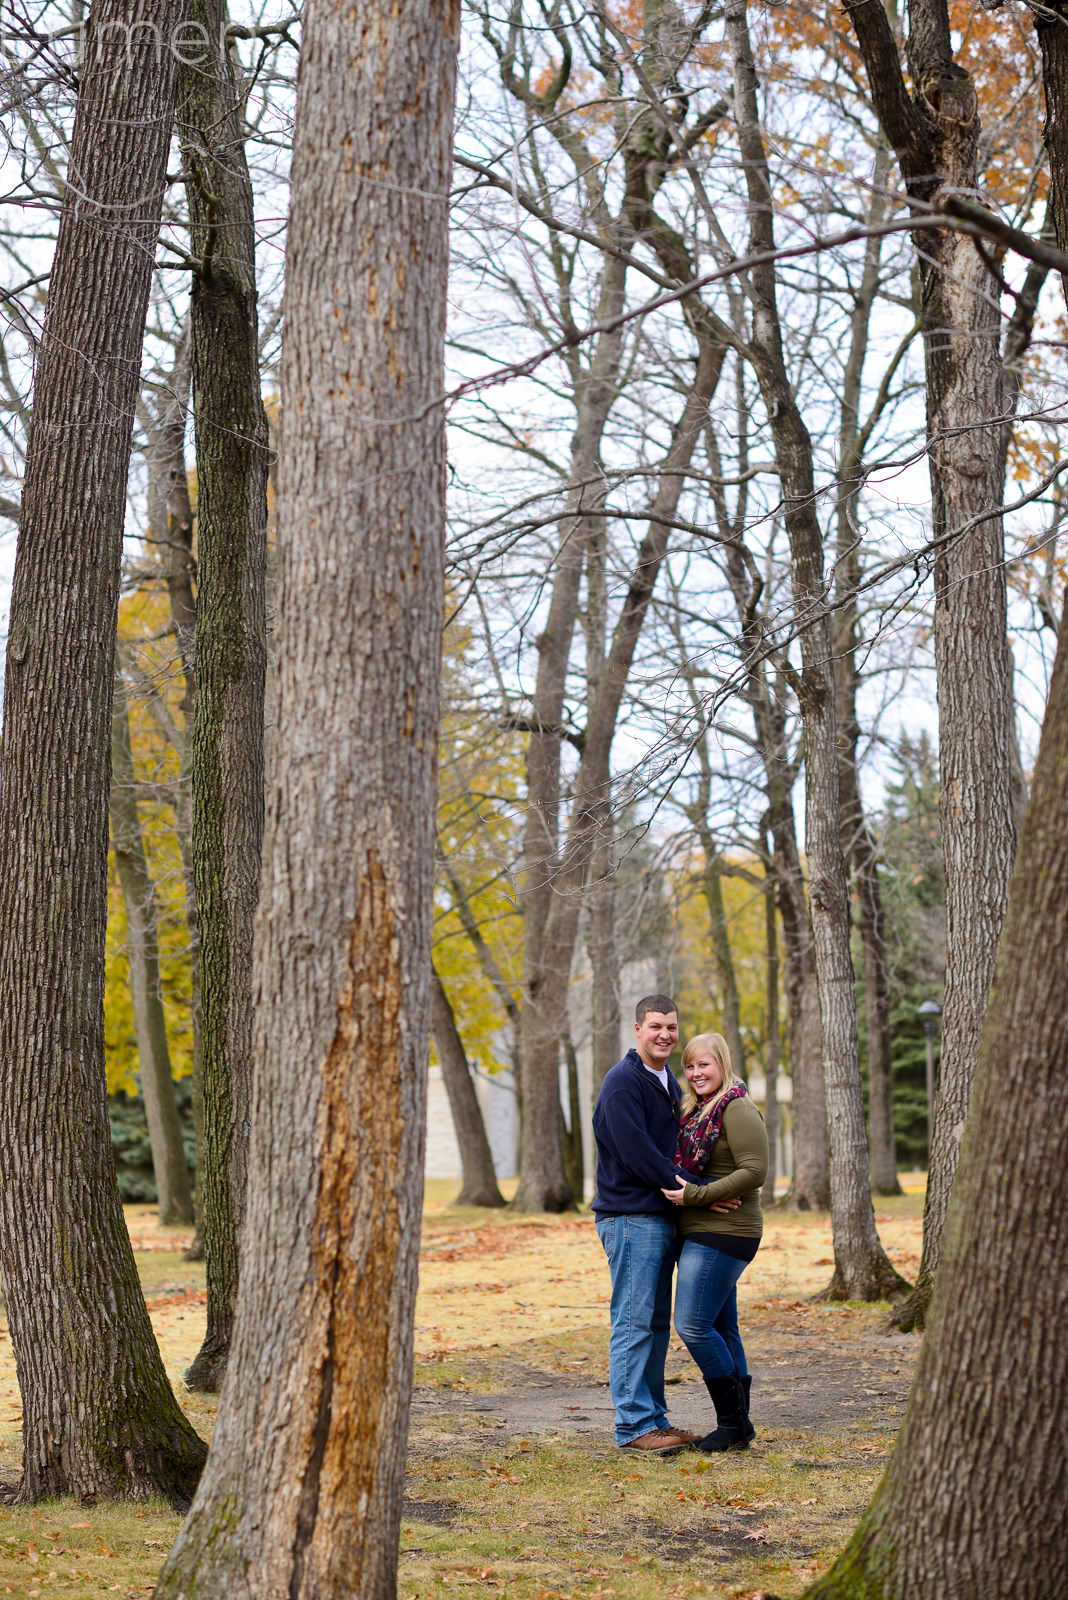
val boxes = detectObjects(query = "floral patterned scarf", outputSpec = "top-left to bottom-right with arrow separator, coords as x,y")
674,1084 -> 748,1177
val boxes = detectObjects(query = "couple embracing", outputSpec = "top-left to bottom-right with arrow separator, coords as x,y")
592,994 -> 769,1456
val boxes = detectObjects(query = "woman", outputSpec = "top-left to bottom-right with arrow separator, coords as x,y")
662,1032 -> 768,1452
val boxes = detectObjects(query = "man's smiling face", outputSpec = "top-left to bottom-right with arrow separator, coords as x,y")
634,1010 -> 679,1068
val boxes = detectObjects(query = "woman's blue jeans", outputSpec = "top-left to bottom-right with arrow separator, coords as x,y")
672,1239 -> 750,1381
596,1213 -> 677,1444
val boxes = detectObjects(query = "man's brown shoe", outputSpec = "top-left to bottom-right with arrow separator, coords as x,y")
620,1428 -> 695,1456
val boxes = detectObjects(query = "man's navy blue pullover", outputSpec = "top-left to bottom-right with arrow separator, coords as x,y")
592,1048 -> 685,1217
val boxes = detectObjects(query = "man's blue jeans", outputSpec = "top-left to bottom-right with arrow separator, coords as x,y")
672,1238 -> 750,1381
596,1213 -> 677,1444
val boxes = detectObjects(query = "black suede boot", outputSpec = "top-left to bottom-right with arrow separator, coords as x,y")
697,1374 -> 750,1452
737,1372 -> 756,1443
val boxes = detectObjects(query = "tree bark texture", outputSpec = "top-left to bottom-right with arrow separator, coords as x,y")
111,665 -> 195,1226
153,0 -> 459,1591
430,967 -> 506,1208
726,0 -> 904,1299
178,0 -> 270,1395
0,0 -> 207,1506
804,508 -> 1068,1600
848,0 -> 1017,1329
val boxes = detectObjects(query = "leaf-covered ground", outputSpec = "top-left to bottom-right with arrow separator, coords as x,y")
0,1183 -> 925,1597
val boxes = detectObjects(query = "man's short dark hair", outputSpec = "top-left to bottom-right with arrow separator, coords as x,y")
635,993 -> 678,1025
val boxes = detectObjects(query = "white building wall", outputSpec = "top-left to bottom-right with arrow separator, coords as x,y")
424,1064 -> 519,1180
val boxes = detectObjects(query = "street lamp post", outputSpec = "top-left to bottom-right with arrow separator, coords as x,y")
917,999 -> 942,1165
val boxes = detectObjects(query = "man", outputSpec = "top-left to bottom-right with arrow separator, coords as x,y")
592,994 -> 733,1455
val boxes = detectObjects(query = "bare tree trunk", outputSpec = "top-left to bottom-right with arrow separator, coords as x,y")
831,142 -> 902,1199
514,333 -> 725,1209
776,821 -> 828,1209
515,254 -> 628,1213
803,495 -> 1068,1600
1040,9 -> 1068,309
726,0 -> 904,1298
154,0 -> 458,1590
562,1034 -> 585,1199
508,6 -> 724,1211
0,0 -> 207,1506
142,340 -> 205,1254
588,811 -> 621,1099
849,0 -> 1017,1332
763,872 -> 781,1202
111,663 -> 195,1226
178,0 -> 270,1395
430,967 -> 506,1208
702,852 -> 745,1077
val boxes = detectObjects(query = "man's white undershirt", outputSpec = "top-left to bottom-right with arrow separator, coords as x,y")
642,1062 -> 669,1092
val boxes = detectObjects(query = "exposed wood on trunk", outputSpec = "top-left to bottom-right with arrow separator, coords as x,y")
178,0 -> 270,1394
153,0 -> 459,1589
0,0 -> 207,1506
111,663 -> 194,1226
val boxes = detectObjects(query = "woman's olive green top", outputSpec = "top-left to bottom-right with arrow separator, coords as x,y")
680,1094 -> 769,1240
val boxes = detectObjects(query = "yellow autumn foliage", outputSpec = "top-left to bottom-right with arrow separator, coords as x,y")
105,581 -> 194,1095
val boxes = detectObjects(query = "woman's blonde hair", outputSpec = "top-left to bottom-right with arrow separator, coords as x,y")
679,1032 -> 739,1120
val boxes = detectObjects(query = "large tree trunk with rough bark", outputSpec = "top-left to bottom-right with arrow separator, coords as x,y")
178,0 -> 270,1395
0,0 -> 207,1506
848,0 -> 1017,1333
153,0 -> 458,1591
803,504 -> 1068,1600
726,0 -> 904,1298
111,664 -> 195,1226
430,967 -> 506,1208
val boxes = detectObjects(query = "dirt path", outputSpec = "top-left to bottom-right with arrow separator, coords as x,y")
411,1321 -> 919,1445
